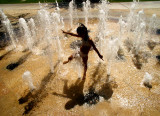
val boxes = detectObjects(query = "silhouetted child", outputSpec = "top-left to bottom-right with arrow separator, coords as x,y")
62,23 -> 103,80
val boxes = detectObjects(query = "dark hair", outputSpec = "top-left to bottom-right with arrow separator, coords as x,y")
77,23 -> 89,41
76,23 -> 88,38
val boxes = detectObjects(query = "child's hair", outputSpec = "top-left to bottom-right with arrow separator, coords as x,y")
77,23 -> 88,36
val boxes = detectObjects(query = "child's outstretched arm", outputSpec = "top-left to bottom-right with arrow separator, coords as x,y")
62,30 -> 80,37
90,39 -> 103,60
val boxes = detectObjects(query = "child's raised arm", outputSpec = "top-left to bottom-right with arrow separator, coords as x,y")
62,30 -> 80,37
89,39 -> 103,60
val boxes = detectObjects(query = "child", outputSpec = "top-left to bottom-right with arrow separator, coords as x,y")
62,23 -> 103,80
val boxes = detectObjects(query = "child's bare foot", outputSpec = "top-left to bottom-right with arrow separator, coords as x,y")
63,61 -> 69,64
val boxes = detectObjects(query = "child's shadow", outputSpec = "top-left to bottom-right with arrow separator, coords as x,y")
53,79 -> 85,110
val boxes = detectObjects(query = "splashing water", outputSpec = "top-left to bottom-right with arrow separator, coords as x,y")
0,0 -> 159,90
83,0 -> 91,26
19,18 -> 34,51
75,47 -> 82,78
51,12 -> 64,60
22,71 -> 36,91
105,38 -> 119,75
69,0 -> 74,28
148,14 -> 157,40
141,72 -> 153,88
132,10 -> 146,54
118,15 -> 126,42
0,9 -> 17,48
127,0 -> 138,33
97,0 -> 109,57
28,18 -> 37,45
37,8 -> 52,43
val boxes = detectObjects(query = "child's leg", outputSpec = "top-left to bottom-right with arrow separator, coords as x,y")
63,55 -> 74,64
82,56 -> 88,80
63,51 -> 80,64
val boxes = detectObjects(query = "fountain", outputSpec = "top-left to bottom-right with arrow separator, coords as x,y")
98,9 -> 106,55
0,0 -> 160,115
0,9 -> 17,49
141,72 -> 153,89
127,0 -> 138,35
69,0 -> 74,28
118,15 -> 126,44
83,0 -> 91,26
28,18 -> 37,44
96,0 -> 110,62
148,14 -> 157,43
22,71 -> 36,91
19,18 -> 34,51
105,37 -> 119,75
37,4 -> 63,72
51,12 -> 64,60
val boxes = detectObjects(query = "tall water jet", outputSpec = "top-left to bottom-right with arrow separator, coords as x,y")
134,10 -> 146,54
37,7 -> 51,43
97,0 -> 109,55
55,0 -> 60,13
0,9 -> 17,48
127,0 -> 138,33
22,71 -> 36,91
99,0 -> 109,19
127,8 -> 146,54
83,0 -> 91,26
105,38 -> 119,75
118,15 -> 125,42
19,18 -> 33,51
148,14 -> 157,39
135,22 -> 146,54
98,10 -> 106,55
69,0 -> 74,28
28,18 -> 37,44
37,7 -> 57,72
118,15 -> 126,59
51,12 -> 64,60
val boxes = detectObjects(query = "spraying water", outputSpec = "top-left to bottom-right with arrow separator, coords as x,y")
135,22 -> 146,54
37,8 -> 55,72
141,72 -> 153,89
37,4 -> 64,71
105,38 -> 119,75
0,9 -> 17,48
127,0 -> 138,33
83,0 -> 91,26
22,71 -> 36,91
37,8 -> 52,43
98,10 -> 106,54
75,47 -> 82,78
51,12 -> 64,60
28,18 -> 37,44
99,0 -> 109,19
69,0 -> 74,28
118,15 -> 126,42
148,14 -> 157,39
97,0 -> 109,56
19,18 -> 33,51
0,0 -> 157,84
133,10 -> 146,54
55,0 -> 60,13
